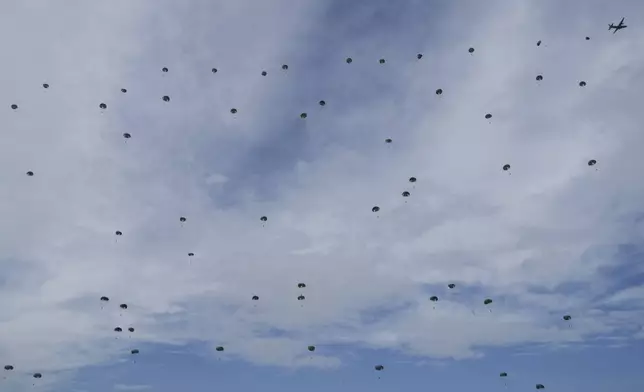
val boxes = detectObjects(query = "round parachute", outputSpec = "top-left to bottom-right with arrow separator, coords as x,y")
282,65 -> 289,70
230,108 -> 238,114
372,206 -> 380,213
308,345 -> 316,352
409,177 -> 417,183
298,283 -> 306,288
114,327 -> 122,332
260,216 -> 268,222
319,100 -> 326,106
252,295 -> 259,301
162,67 -> 168,73
26,171 -> 34,176
162,96 -> 170,102
435,88 -> 443,95
563,315 -> 572,321
131,349 -> 139,355
385,138 -> 392,143
579,81 -> 587,87
99,103 -> 107,109
298,295 -> 305,301
11,104 -> 18,110
180,217 -> 187,222
500,372 -> 508,377
43,83 -> 49,89
374,365 -> 384,371
536,384 -> 545,389
429,296 -> 438,302
188,253 -> 194,257
121,88 -> 127,93
123,133 -> 131,139
485,113 -> 492,119
211,68 -> 218,74
120,304 -> 128,310
402,191 -> 410,197
379,59 -> 386,64
502,164 -> 511,171
4,365 -> 14,371
448,283 -> 456,289
346,57 -> 353,64
484,298 -> 493,305
33,373 -> 42,379
261,71 -> 267,76
216,346 -> 224,352
536,40 -> 542,46
536,75 -> 543,81
300,113 -> 307,119
128,327 -> 135,332
417,53 -> 423,59
468,47 -> 475,53
588,159 -> 596,166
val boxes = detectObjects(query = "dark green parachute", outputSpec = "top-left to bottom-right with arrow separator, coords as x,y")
33,373 -> 42,379
579,81 -> 586,87
484,298 -> 493,305
435,88 -> 443,95
216,346 -> 224,352
588,159 -> 596,166
536,75 -> 543,81
536,384 -> 545,389
131,349 -> 139,354
162,67 -> 168,72
4,365 -> 13,371
260,216 -> 268,222
402,191 -> 410,197
417,53 -> 423,59
262,71 -> 267,76
308,345 -> 316,352
468,47 -> 475,53
300,113 -> 307,119
162,96 -> 170,102
409,177 -> 417,183
319,100 -> 326,106
211,68 -> 218,74
188,252 -> 194,257
298,295 -> 305,301
123,133 -> 131,139
485,113 -> 492,119
346,57 -> 353,64
128,327 -> 135,332
430,296 -> 438,302
114,327 -> 122,332
100,296 -> 109,302
282,65 -> 289,70
26,171 -> 34,176
43,83 -> 49,89
180,217 -> 187,222
230,108 -> 238,114
385,138 -> 392,143
374,365 -> 384,371
298,283 -> 306,288
500,372 -> 508,377
503,164 -> 511,171
115,231 -> 122,236
448,283 -> 456,289
563,315 -> 572,321
372,206 -> 380,213
379,59 -> 386,64
252,295 -> 259,301
99,103 -> 107,109
11,104 -> 18,110
120,304 -> 128,310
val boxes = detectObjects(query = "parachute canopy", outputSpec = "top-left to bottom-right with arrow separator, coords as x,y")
261,71 -> 267,76
26,171 -> 34,176
500,372 -> 508,377
484,298 -> 493,305
162,96 -> 170,102
180,217 -> 187,222
536,40 -> 542,46
588,159 -> 597,166
372,206 -> 380,212
120,304 -> 128,309
308,345 -> 316,352
43,83 -> 49,89
417,53 -> 423,59
385,138 -> 392,143
448,283 -> 456,289
298,283 -> 306,288
536,384 -> 545,389
468,47 -> 475,53
409,177 -> 417,183
435,88 -> 443,95
11,104 -> 18,110
374,365 -> 384,371
503,164 -> 511,171
298,295 -> 305,301
429,296 -> 438,302
216,346 -> 224,352
100,296 -> 109,302
260,216 -> 268,222
485,113 -> 492,119
252,295 -> 259,301
128,327 -> 135,332
211,68 -> 218,74
131,349 -> 139,355
402,191 -> 410,197
346,57 -> 353,64
123,133 -> 131,139
188,252 -> 194,257
282,64 -> 288,70
121,88 -> 127,93
115,231 -> 122,236
4,365 -> 14,371
563,315 -> 572,321
114,327 -> 122,332
379,59 -> 386,64
230,108 -> 238,114
319,100 -> 326,106
536,75 -> 543,81
300,113 -> 307,119
33,373 -> 42,379
579,81 -> 587,87
99,103 -> 107,109
162,67 -> 168,72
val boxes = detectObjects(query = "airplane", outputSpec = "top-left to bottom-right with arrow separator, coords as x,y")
608,17 -> 627,33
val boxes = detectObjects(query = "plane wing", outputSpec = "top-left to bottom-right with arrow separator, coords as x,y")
619,17 -> 625,26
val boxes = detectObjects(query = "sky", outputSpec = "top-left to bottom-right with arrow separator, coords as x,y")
1,0 -> 644,391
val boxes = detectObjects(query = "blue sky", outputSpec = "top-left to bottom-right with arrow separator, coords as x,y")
1,0 -> 644,391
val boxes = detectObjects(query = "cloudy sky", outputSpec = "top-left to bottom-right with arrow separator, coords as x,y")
1,0 -> 644,391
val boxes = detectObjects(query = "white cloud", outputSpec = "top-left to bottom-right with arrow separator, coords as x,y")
1,0 -> 644,390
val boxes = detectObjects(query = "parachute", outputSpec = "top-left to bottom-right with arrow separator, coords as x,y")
448,284 -> 456,289
131,349 -> 140,354
536,384 -> 545,389
33,373 -> 42,379
503,164 -> 511,171
211,68 -> 218,74
484,298 -> 493,305
500,372 -> 508,377
100,296 -> 109,302
435,88 -> 443,95
468,47 -> 475,53
485,113 -> 492,119
417,53 -> 423,59
319,100 -> 326,106
120,304 -> 128,310
115,231 -> 122,236
282,65 -> 288,70
162,67 -> 168,73
402,191 -> 410,197
252,295 -> 259,301
123,133 -> 131,139
114,327 -> 122,332
26,171 -> 34,176
409,177 -> 417,183
4,365 -> 14,371
385,138 -> 392,143
188,253 -> 194,257
372,206 -> 380,213
346,57 -> 353,64
128,327 -> 135,332
11,104 -> 18,110
180,217 -> 187,222
579,81 -> 587,87
42,83 -> 49,89
588,159 -> 596,166
99,103 -> 107,109
429,296 -> 438,302
374,365 -> 384,371
585,36 -> 590,40
261,71 -> 267,76
308,345 -> 316,352
121,88 -> 127,93
298,283 -> 306,288
379,59 -> 386,64
260,216 -> 268,222
536,75 -> 543,81
298,295 -> 305,301
230,108 -> 238,114
300,113 -> 307,119
162,96 -> 170,102
216,346 -> 224,352
563,315 -> 572,321
537,40 -> 542,46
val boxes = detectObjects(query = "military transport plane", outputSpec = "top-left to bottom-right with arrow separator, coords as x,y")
609,17 -> 627,34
